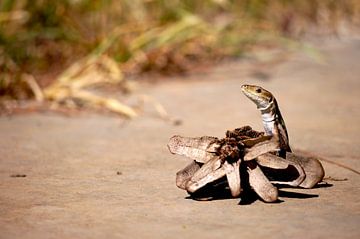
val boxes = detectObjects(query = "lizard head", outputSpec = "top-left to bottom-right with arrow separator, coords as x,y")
241,84 -> 274,110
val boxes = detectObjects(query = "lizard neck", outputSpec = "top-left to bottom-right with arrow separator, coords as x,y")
260,104 -> 276,136
260,99 -> 291,154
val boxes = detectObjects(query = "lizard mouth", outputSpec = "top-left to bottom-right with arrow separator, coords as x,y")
240,84 -> 249,91
241,86 -> 258,102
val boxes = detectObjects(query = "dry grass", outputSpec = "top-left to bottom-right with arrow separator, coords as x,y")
1,0 -> 359,117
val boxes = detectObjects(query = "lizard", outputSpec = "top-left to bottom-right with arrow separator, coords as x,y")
241,84 -> 324,188
241,84 -> 291,157
172,84 -> 312,191
171,84 -> 357,196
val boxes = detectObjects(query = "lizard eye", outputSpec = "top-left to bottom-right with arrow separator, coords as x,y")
256,88 -> 262,93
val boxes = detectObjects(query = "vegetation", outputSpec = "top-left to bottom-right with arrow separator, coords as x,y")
0,0 -> 359,117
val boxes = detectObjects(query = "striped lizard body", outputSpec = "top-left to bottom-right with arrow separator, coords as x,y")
241,84 -> 291,157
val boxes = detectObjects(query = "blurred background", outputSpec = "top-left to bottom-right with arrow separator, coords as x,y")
1,0 -> 359,117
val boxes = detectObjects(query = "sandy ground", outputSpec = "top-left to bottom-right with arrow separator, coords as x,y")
1,38 -> 359,239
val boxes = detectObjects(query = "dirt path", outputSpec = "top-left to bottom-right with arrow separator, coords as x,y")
1,39 -> 359,239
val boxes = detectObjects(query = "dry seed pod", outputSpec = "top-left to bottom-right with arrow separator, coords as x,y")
256,153 -> 305,187
224,160 -> 241,197
243,137 -> 279,161
242,135 -> 272,147
247,161 -> 278,203
168,135 -> 219,163
186,157 -> 226,193
285,152 -> 325,188
176,161 -> 202,190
